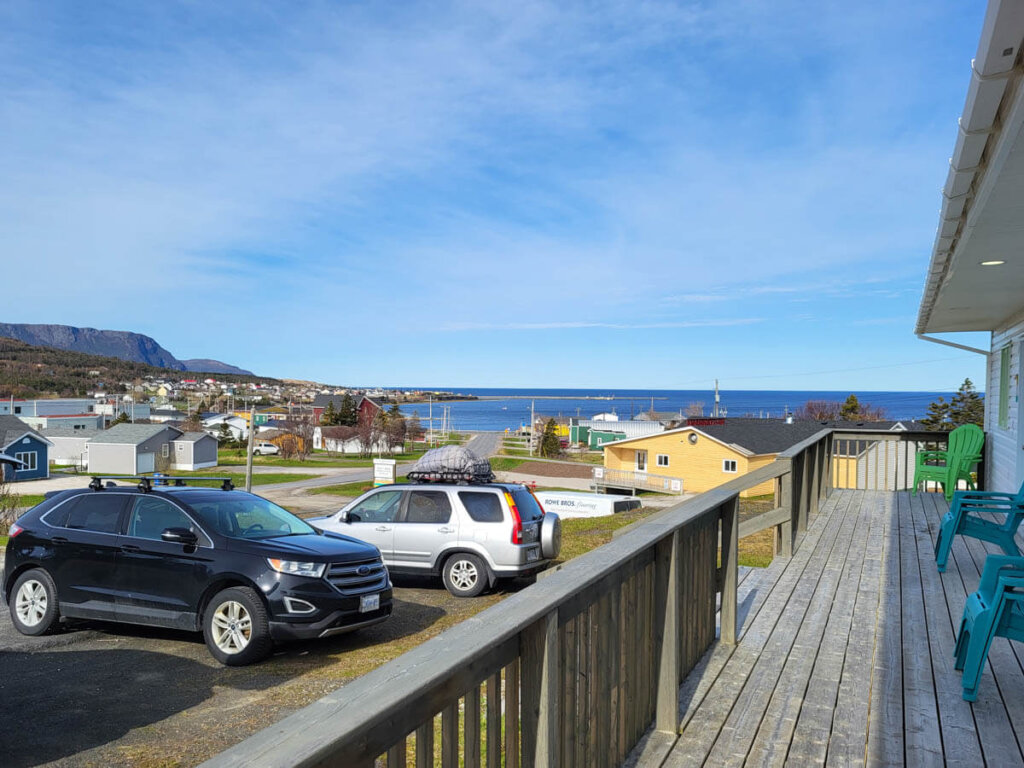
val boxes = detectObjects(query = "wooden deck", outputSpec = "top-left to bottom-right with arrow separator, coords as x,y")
636,489 -> 1024,767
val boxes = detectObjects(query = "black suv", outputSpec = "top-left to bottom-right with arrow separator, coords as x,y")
3,477 -> 392,665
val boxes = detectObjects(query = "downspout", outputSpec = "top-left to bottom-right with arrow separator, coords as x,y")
916,333 -> 988,356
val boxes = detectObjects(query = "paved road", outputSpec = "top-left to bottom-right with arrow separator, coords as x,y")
464,432 -> 502,457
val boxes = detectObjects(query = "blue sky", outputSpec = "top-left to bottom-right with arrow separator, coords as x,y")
1,1 -> 990,391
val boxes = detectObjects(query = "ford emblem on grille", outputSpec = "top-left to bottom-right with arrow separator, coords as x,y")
357,565 -> 371,576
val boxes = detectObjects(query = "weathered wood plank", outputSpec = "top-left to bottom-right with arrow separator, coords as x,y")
865,491 -> 903,767
415,719 -> 433,768
665,490 -> 856,767
520,610 -> 559,768
441,703 -> 458,768
700,490 -> 860,766
915,493 -> 1021,768
655,531 -> 681,734
902,492 -> 983,766
465,686 -> 481,768
486,674 -> 500,768
505,660 -> 520,768
745,490 -> 869,766
823,492 -> 886,767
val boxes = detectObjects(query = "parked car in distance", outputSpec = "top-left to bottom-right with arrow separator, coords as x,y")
3,477 -> 392,665
252,441 -> 280,456
312,482 -> 561,597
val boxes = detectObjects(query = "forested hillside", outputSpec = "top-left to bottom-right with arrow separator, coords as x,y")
0,337 -> 277,398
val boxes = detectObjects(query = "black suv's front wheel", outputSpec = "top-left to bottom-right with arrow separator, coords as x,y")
9,568 -> 60,636
442,553 -> 488,597
203,587 -> 273,666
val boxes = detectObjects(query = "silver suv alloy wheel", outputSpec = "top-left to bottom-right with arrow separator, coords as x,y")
210,600 -> 253,654
15,579 -> 48,628
449,559 -> 479,591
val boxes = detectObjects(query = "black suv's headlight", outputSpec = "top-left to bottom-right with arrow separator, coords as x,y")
267,559 -> 326,578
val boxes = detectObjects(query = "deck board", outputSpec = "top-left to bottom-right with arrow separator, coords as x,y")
641,489 -> 1024,768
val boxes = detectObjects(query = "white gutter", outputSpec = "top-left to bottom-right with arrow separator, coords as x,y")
915,0 -> 1024,334
915,333 -> 988,356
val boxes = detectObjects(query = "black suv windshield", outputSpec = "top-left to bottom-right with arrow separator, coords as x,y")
177,492 -> 315,539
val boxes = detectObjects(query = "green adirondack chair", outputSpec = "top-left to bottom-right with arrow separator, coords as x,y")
912,423 -> 984,501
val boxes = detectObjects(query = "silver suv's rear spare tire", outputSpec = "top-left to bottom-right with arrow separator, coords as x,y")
203,586 -> 273,666
442,553 -> 488,597
540,512 -> 562,560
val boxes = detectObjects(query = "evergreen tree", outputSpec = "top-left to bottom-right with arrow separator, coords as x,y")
920,396 -> 952,431
540,418 -> 561,457
217,423 -> 233,443
107,411 -> 130,428
338,393 -> 357,426
840,394 -> 861,421
949,378 -> 985,427
321,400 -> 338,426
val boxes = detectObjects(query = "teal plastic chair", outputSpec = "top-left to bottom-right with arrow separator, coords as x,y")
935,482 -> 1024,572
912,424 -> 984,501
954,554 -> 1024,701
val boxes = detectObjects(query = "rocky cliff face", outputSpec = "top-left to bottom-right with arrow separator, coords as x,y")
0,323 -> 252,375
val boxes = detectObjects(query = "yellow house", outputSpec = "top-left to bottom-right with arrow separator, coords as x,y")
603,419 -> 910,497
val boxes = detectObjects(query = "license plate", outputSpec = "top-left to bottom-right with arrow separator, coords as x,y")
526,548 -> 540,563
360,593 -> 380,613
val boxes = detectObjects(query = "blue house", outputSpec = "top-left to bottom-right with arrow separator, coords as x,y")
0,415 -> 52,481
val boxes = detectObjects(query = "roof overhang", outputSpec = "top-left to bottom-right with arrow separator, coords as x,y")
917,0 -> 1024,334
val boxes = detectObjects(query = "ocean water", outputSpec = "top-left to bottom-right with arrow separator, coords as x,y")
398,388 -> 963,432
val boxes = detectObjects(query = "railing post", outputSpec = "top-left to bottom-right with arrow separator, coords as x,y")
720,498 -> 739,645
777,469 -> 793,557
808,442 -> 820,518
794,452 -> 808,533
521,610 -> 559,768
824,433 -> 834,497
654,531 -> 681,734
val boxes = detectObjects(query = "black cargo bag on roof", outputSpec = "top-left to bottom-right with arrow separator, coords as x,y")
407,445 -> 495,484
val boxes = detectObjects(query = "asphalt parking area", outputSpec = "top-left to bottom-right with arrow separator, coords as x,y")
0,576 -> 528,767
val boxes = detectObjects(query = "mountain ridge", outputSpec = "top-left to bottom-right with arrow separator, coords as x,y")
0,323 -> 253,375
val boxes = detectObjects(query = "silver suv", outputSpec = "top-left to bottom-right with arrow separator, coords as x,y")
312,483 -> 561,597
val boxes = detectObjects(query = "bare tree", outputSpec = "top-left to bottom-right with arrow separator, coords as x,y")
0,472 -> 22,529
794,400 -> 842,420
685,402 -> 705,417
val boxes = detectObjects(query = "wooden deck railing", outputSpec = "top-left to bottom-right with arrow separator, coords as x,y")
593,466 -> 684,494
201,428 -> 949,768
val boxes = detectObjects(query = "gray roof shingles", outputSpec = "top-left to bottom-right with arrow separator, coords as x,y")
0,414 -> 50,449
88,423 -> 182,446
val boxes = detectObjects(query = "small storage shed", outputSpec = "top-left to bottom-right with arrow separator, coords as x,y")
170,432 -> 219,471
87,424 -> 183,475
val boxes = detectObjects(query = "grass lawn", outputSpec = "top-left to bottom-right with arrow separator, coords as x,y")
13,493 -> 47,509
307,480 -> 377,497
147,472 -> 320,487
488,457 -> 525,472
216,449 -> 430,469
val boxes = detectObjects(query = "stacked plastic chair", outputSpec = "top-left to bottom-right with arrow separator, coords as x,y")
954,555 -> 1024,701
912,423 -> 984,501
935,481 -> 1024,573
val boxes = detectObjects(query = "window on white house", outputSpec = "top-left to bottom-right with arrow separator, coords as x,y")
657,454 -> 670,467
161,444 -> 169,458
723,459 -> 738,473
15,452 -> 37,471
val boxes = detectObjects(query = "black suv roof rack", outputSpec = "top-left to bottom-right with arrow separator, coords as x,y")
88,476 -> 235,492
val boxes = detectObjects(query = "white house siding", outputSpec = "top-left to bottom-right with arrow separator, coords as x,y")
987,311 -> 1024,494
47,436 -> 92,468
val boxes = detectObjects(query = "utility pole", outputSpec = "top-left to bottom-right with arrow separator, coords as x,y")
428,395 -> 433,447
713,379 -> 720,418
245,406 -> 256,492
530,399 -> 535,457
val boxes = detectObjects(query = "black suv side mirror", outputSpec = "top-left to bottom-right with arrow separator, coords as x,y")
161,527 -> 198,545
